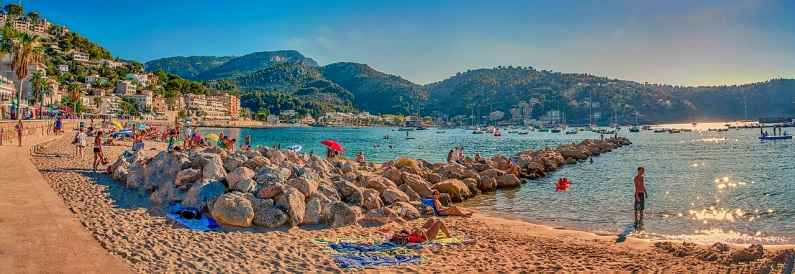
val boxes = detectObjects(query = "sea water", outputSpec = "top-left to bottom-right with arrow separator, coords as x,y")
201,123 -> 794,244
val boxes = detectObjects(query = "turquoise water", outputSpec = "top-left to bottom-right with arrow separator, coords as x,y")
202,125 -> 794,244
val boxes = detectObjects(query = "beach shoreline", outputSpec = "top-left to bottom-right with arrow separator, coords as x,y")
23,134 -> 793,272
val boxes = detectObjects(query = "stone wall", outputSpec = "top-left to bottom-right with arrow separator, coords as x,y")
0,120 -> 77,145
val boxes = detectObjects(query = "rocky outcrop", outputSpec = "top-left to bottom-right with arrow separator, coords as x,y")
109,137 -> 630,231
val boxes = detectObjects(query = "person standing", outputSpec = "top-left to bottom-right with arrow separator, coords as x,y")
15,120 -> 24,147
74,128 -> 87,159
244,135 -> 252,150
633,167 -> 647,229
54,116 -> 62,135
93,130 -> 107,172
183,126 -> 193,149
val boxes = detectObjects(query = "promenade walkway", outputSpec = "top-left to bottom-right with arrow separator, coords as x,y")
0,130 -> 130,273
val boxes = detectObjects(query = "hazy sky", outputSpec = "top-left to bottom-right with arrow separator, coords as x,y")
26,0 -> 795,85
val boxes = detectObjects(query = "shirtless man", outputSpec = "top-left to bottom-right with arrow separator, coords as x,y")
634,167 -> 647,229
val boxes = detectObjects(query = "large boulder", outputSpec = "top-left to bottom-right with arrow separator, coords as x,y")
183,179 -> 226,209
223,154 -> 247,172
479,168 -> 505,180
303,195 -> 332,225
253,206 -> 288,228
401,172 -> 434,198
360,189 -> 384,210
111,162 -> 130,183
125,164 -> 145,188
256,182 -> 285,199
275,187 -> 306,226
265,149 -> 286,164
461,178 -> 481,195
361,207 -> 403,226
226,167 -> 255,189
254,166 -> 290,184
433,179 -> 472,202
175,168 -> 201,187
233,178 -> 257,193
317,183 -> 342,201
496,174 -> 521,188
150,180 -> 184,205
364,176 -> 398,194
382,168 -> 402,184
334,180 -> 363,205
328,201 -> 359,227
287,177 -> 319,197
210,192 -> 255,227
398,184 -> 422,201
202,153 -> 227,182
390,201 -> 420,220
242,156 -> 271,170
478,176 -> 497,192
731,244 -> 765,263
381,187 -> 410,205
143,151 -> 191,190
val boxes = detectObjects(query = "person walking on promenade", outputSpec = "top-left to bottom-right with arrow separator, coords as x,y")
633,167 -> 647,229
15,120 -> 23,147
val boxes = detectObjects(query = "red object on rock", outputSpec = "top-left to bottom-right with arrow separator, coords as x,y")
321,139 -> 345,152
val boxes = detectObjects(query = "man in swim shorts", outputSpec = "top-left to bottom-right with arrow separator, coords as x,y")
634,166 -> 646,229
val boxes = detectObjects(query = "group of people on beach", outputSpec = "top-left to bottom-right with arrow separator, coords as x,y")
70,124 -> 108,171
446,146 -> 466,163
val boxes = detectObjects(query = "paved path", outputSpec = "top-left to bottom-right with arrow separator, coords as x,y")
0,133 -> 130,274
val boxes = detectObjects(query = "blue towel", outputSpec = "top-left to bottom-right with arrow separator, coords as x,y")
332,254 -> 422,268
328,242 -> 420,253
422,198 -> 438,215
166,203 -> 219,232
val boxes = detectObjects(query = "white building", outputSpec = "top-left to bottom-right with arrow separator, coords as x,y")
57,64 -> 69,73
71,51 -> 90,63
101,59 -> 124,69
115,80 -> 136,96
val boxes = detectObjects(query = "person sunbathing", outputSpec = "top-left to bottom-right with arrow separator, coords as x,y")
431,191 -> 473,217
391,218 -> 451,244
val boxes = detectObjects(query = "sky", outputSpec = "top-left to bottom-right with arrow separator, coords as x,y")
23,0 -> 795,86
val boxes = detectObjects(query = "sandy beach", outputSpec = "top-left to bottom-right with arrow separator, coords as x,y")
29,134 -> 793,273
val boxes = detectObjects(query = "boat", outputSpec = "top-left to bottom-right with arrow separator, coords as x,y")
653,128 -> 667,133
642,125 -> 652,130
493,129 -> 502,137
629,126 -> 640,132
551,128 -> 562,133
759,135 -> 792,140
398,127 -> 415,131
669,129 -> 681,134
518,131 -> 529,135
405,131 -> 415,140
286,145 -> 302,152
538,128 -> 551,133
472,127 -> 484,134
565,129 -> 578,135
436,130 -> 446,134
681,129 -> 693,132
415,126 -> 428,130
383,135 -> 391,139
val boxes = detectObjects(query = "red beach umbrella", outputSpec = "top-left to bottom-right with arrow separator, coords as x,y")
321,139 -> 345,152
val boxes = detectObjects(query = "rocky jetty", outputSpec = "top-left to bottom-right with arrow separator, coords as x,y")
108,137 -> 631,229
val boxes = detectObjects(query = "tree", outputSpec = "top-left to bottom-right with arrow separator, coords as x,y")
11,32 -> 44,120
26,11 -> 40,23
30,71 -> 48,113
4,4 -> 23,17
67,82 -> 81,114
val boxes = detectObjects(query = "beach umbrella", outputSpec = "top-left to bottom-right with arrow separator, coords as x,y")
206,133 -> 220,142
111,119 -> 123,130
320,139 -> 344,152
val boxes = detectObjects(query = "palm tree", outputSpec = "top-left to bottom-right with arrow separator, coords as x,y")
67,82 -> 81,114
11,32 -> 44,120
30,71 -> 48,117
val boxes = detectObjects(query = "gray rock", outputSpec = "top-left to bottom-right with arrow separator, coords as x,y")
275,187 -> 306,226
303,196 -> 326,225
328,201 -> 358,227
183,179 -> 226,210
253,206 -> 288,228
361,189 -> 384,210
202,153 -> 227,182
381,187 -> 410,205
233,178 -> 258,193
401,172 -> 434,198
256,182 -> 285,199
175,168 -> 200,187
226,166 -> 255,189
398,183 -> 422,202
334,180 -> 363,205
496,174 -> 521,188
390,201 -> 420,220
242,156 -> 271,170
287,177 -> 318,197
223,153 -> 248,172
210,192 -> 255,227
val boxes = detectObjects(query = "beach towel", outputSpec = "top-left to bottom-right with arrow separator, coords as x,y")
332,254 -> 422,269
166,203 -> 219,232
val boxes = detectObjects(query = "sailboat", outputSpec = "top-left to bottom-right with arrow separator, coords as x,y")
629,112 -> 640,132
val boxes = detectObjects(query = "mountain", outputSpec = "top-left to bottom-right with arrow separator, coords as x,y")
145,50 -> 318,81
426,66 -> 795,123
144,56 -> 233,79
234,62 -> 324,92
321,62 -> 426,115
